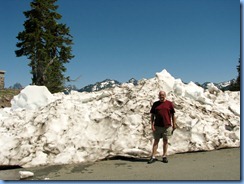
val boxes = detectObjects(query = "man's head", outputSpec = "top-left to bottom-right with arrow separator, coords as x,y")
158,91 -> 166,102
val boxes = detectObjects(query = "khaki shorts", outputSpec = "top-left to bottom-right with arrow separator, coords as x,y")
153,126 -> 173,140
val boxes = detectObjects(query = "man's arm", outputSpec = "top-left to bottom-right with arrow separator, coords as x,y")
172,114 -> 177,130
151,114 -> 155,131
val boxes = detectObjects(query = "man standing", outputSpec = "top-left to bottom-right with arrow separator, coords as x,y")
148,91 -> 176,164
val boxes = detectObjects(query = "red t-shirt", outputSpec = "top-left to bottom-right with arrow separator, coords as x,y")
150,100 -> 175,127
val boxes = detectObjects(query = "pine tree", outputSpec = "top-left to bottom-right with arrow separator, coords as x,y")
229,57 -> 240,91
236,57 -> 240,89
15,0 -> 74,93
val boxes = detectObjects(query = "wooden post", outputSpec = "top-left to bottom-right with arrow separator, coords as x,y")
0,70 -> 6,89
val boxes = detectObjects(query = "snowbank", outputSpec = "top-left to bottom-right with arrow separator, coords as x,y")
0,69 -> 240,168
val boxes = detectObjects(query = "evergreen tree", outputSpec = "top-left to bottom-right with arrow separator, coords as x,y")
15,0 -> 74,93
236,57 -> 240,89
229,57 -> 240,91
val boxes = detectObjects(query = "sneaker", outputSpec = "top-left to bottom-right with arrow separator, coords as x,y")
162,157 -> 168,163
147,157 -> 157,164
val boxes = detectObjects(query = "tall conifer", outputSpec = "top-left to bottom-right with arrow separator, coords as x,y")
229,57 -> 240,91
15,0 -> 74,93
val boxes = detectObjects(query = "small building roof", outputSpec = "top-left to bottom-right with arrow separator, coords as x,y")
0,70 -> 6,74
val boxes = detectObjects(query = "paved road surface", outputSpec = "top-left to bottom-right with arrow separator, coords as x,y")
0,148 -> 240,180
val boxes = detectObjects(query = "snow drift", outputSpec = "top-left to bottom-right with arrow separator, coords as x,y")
0,69 -> 240,168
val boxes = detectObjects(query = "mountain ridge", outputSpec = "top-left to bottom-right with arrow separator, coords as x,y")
78,78 -> 236,93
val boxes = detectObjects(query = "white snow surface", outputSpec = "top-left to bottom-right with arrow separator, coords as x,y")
0,69 -> 240,168
19,171 -> 34,179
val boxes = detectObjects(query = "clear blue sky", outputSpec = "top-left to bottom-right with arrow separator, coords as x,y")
0,0 -> 240,88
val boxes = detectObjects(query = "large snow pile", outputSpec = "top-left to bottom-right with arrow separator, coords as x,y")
11,85 -> 54,110
0,69 -> 240,168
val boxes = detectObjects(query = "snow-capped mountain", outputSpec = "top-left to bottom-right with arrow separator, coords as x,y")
78,79 -> 121,92
78,78 -> 138,92
79,78 -> 234,93
215,79 -> 236,90
127,78 -> 138,85
201,79 -> 235,91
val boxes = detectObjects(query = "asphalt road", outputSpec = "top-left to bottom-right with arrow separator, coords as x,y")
0,147 -> 240,181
